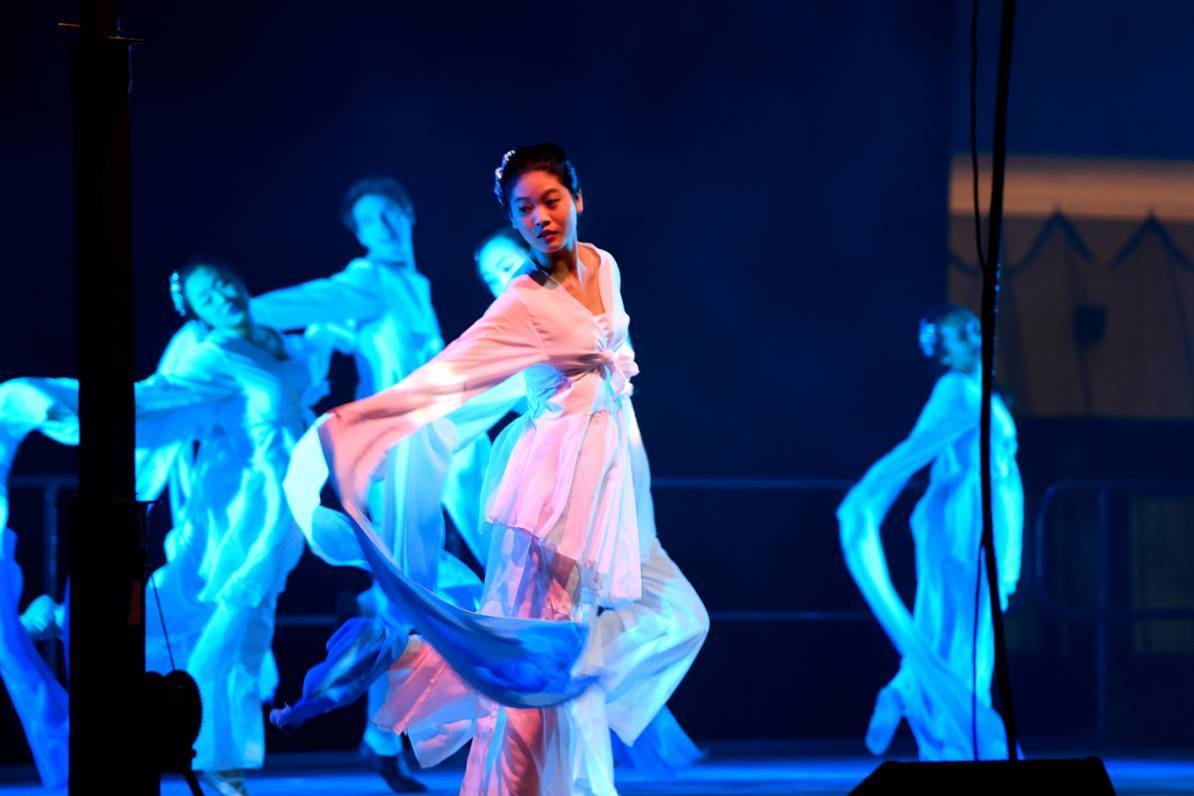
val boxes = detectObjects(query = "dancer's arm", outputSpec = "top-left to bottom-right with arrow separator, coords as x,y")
995,461 -> 1024,605
133,344 -> 241,501
251,260 -> 385,330
320,290 -> 546,525
838,373 -> 976,528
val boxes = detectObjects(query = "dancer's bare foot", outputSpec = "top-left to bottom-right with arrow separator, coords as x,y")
865,686 -> 903,755
19,595 -> 63,641
199,768 -> 249,796
360,743 -> 428,793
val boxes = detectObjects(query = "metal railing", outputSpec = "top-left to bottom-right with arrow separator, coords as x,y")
10,473 -> 1194,747
1033,479 -> 1194,743
9,475 -> 74,670
1,474 -> 1035,631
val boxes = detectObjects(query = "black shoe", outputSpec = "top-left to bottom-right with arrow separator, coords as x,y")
360,744 -> 428,793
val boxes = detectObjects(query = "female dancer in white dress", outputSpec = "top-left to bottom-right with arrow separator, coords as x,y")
0,259 -> 330,794
288,144 -> 708,794
837,304 -> 1023,760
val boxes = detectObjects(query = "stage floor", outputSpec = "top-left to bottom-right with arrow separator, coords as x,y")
3,751 -> 1193,795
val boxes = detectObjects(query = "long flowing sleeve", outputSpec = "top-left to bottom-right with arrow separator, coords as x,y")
250,260 -> 385,331
0,527 -> 68,788
0,368 -> 228,532
836,373 -> 1013,760
996,454 -> 1024,603
320,290 -> 547,525
282,292 -> 607,711
838,373 -> 976,532
131,346 -> 241,503
209,333 -> 332,607
0,378 -> 81,532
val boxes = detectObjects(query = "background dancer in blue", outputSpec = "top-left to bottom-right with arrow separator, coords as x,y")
838,304 -> 1024,760
0,260 -> 332,795
252,178 -> 492,791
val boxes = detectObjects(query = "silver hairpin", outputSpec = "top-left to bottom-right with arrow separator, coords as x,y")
918,319 -> 938,358
966,317 -> 982,342
493,149 -> 516,205
169,271 -> 188,317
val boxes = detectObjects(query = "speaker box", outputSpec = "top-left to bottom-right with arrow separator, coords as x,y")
850,758 -> 1116,795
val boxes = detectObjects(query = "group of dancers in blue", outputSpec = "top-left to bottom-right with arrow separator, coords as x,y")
0,144 -> 1021,795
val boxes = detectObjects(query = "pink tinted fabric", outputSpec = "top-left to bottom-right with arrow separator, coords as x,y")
321,245 -> 645,606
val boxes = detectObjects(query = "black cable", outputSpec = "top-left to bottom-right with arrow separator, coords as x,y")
981,0 -> 1021,760
149,567 -> 177,672
145,496 -> 177,671
970,0 -> 987,275
969,0 -> 1020,761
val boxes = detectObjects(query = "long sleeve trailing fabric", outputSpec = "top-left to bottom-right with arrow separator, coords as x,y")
252,254 -> 493,601
277,358 -> 703,782
315,248 -> 649,608
320,289 -> 544,532
251,255 -> 514,759
837,370 -> 1023,761
0,528 -> 68,788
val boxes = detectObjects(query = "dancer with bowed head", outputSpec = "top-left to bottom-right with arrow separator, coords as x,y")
0,258 -> 333,795
287,144 -> 708,794
837,303 -> 1023,761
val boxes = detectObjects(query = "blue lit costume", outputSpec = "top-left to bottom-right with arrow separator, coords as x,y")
0,321 -> 331,780
837,370 -> 1023,760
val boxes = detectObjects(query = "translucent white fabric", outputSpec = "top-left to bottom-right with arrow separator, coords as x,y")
278,376 -> 704,779
251,257 -> 491,558
318,246 -> 649,606
367,536 -> 708,792
252,257 -> 498,755
837,370 -> 1023,760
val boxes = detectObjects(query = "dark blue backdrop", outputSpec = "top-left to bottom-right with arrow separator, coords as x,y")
5,0 -> 955,479
3,0 -> 1193,765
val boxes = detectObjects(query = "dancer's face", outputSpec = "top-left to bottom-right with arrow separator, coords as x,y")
183,265 -> 250,330
508,171 -> 581,258
476,237 -> 528,298
352,194 -> 413,263
938,321 -> 980,373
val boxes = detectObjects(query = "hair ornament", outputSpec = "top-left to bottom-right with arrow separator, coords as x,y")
966,316 -> 982,342
169,271 -> 188,317
493,149 -> 517,205
918,319 -> 938,359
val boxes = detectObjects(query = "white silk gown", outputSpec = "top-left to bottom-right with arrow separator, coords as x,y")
288,244 -> 708,795
837,370 -> 1023,760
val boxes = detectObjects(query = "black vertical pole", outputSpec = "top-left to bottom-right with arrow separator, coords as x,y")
979,0 -> 1018,759
65,2 -> 153,793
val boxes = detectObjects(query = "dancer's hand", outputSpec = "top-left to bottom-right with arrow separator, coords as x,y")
19,594 -> 63,640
